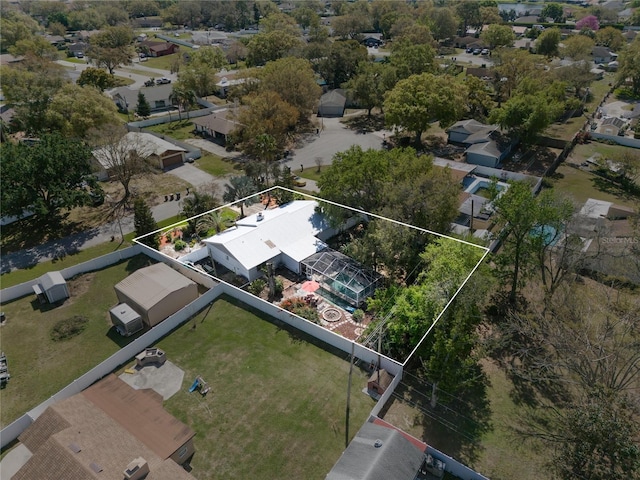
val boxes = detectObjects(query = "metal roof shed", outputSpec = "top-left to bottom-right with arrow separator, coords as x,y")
114,263 -> 198,328
33,271 -> 69,304
109,303 -> 144,337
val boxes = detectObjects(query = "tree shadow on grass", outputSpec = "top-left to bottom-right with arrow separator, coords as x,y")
381,365 -> 492,465
342,114 -> 385,133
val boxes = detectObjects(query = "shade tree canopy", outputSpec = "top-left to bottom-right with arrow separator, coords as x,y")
177,46 -> 227,97
384,73 -> 467,144
87,26 -> 135,74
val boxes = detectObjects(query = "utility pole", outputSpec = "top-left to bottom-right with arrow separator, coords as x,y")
345,341 -> 355,448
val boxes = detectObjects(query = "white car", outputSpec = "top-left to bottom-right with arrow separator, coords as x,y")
156,77 -> 171,85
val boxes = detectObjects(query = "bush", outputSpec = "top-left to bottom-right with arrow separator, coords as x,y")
249,279 -> 266,296
274,278 -> 284,296
352,309 -> 365,322
174,239 -> 187,251
51,316 -> 89,341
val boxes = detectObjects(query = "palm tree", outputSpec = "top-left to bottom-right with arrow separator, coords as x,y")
170,84 -> 197,121
196,210 -> 234,236
223,176 -> 258,218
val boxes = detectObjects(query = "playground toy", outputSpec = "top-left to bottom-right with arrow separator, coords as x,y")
0,352 -> 10,387
188,376 -> 211,396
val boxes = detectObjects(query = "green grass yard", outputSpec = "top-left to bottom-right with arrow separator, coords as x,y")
145,120 -> 197,141
0,255 -> 155,428
157,295 -> 375,480
138,52 -> 179,71
195,153 -> 242,177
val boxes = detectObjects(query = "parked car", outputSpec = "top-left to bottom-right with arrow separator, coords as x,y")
481,49 -> 490,55
156,77 -> 171,85
291,176 -> 306,187
465,47 -> 473,53
472,48 -> 482,55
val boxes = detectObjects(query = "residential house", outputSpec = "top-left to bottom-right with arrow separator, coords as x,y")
192,109 -> 241,144
592,46 -> 616,64
92,132 -> 187,178
111,84 -> 173,114
134,16 -> 163,28
447,119 -> 515,168
362,36 -> 383,48
326,421 -> 431,480
0,53 -> 23,65
140,40 -> 179,57
598,116 -> 626,135
67,42 -> 87,58
204,200 -> 332,282
215,75 -> 245,98
12,374 -> 196,480
318,90 -> 347,117
44,34 -> 66,48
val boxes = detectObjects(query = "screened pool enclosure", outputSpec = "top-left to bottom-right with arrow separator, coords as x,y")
301,249 -> 383,307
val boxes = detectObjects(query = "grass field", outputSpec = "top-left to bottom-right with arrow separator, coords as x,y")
0,255 -> 155,428
145,120 -> 197,140
195,153 -> 242,177
138,52 -> 179,71
157,295 -> 375,480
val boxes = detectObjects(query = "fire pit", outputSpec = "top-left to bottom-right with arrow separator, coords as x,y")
322,307 -> 342,323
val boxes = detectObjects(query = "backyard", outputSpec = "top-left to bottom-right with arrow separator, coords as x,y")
155,295 -> 376,480
0,254 -> 155,428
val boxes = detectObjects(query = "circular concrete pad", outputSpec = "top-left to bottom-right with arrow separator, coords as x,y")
119,360 -> 184,400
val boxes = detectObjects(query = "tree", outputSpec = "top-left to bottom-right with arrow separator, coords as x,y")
456,1 -> 481,36
595,26 -> 625,51
77,67 -> 115,91
245,30 -> 302,67
0,133 -> 95,221
481,24 -> 515,49
536,28 -> 561,58
489,90 -> 562,145
493,48 -> 537,99
45,84 -> 121,138
331,12 -> 372,40
561,34 -> 595,60
222,176 -> 258,218
133,197 -> 159,248
136,92 -> 151,119
236,91 -> 298,159
463,75 -> 493,121
89,125 -> 153,209
541,3 -> 564,23
196,210 -> 234,236
344,62 -> 395,117
181,189 -> 219,235
8,36 -> 57,60
429,7 -> 459,42
384,73 -> 467,144
88,26 -> 134,74
0,11 -> 40,52
617,37 -> 640,96
576,15 -> 600,32
316,40 -> 368,89
390,42 -> 437,80
258,57 -> 321,121
554,60 -> 594,98
169,84 -> 197,121
0,59 -> 67,134
177,46 -> 227,97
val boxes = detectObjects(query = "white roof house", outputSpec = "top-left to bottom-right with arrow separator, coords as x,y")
204,200 -> 332,281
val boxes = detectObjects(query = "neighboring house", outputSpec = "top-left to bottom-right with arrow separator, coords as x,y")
67,42 -> 87,57
13,374 -> 196,480
44,34 -> 66,48
134,16 -> 163,28
204,201 -> 332,282
192,109 -> 241,144
447,119 -> 515,168
215,75 -> 245,98
318,90 -> 347,117
0,104 -> 15,125
114,262 -> 198,328
92,132 -> 187,177
465,67 -> 492,80
592,46 -> 616,64
140,39 -> 179,57
454,35 -> 478,48
111,84 -> 173,113
512,26 -> 527,37
362,36 -> 383,48
326,421 -> 432,480
0,53 -> 23,65
598,116 -> 626,135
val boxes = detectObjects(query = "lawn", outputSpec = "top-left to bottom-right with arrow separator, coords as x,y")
550,163 -> 639,209
138,52 -> 179,71
380,361 -> 547,480
145,120 -> 197,141
0,254 -> 155,428
157,295 -> 376,480
195,153 -> 242,177
299,165 -> 330,183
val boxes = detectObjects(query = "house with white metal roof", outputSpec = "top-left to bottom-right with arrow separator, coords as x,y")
203,201 -> 334,281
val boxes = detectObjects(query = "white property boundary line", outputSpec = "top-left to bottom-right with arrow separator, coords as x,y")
134,186 -> 490,367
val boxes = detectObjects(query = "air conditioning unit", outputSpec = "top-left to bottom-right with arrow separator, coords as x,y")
123,457 -> 149,480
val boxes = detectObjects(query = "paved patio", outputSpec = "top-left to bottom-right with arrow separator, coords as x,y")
119,360 -> 184,400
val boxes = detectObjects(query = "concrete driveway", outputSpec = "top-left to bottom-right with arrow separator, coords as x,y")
167,163 -> 216,188
285,116 -> 387,173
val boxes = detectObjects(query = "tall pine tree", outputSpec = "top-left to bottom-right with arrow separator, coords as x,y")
133,197 -> 159,248
135,92 -> 150,119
